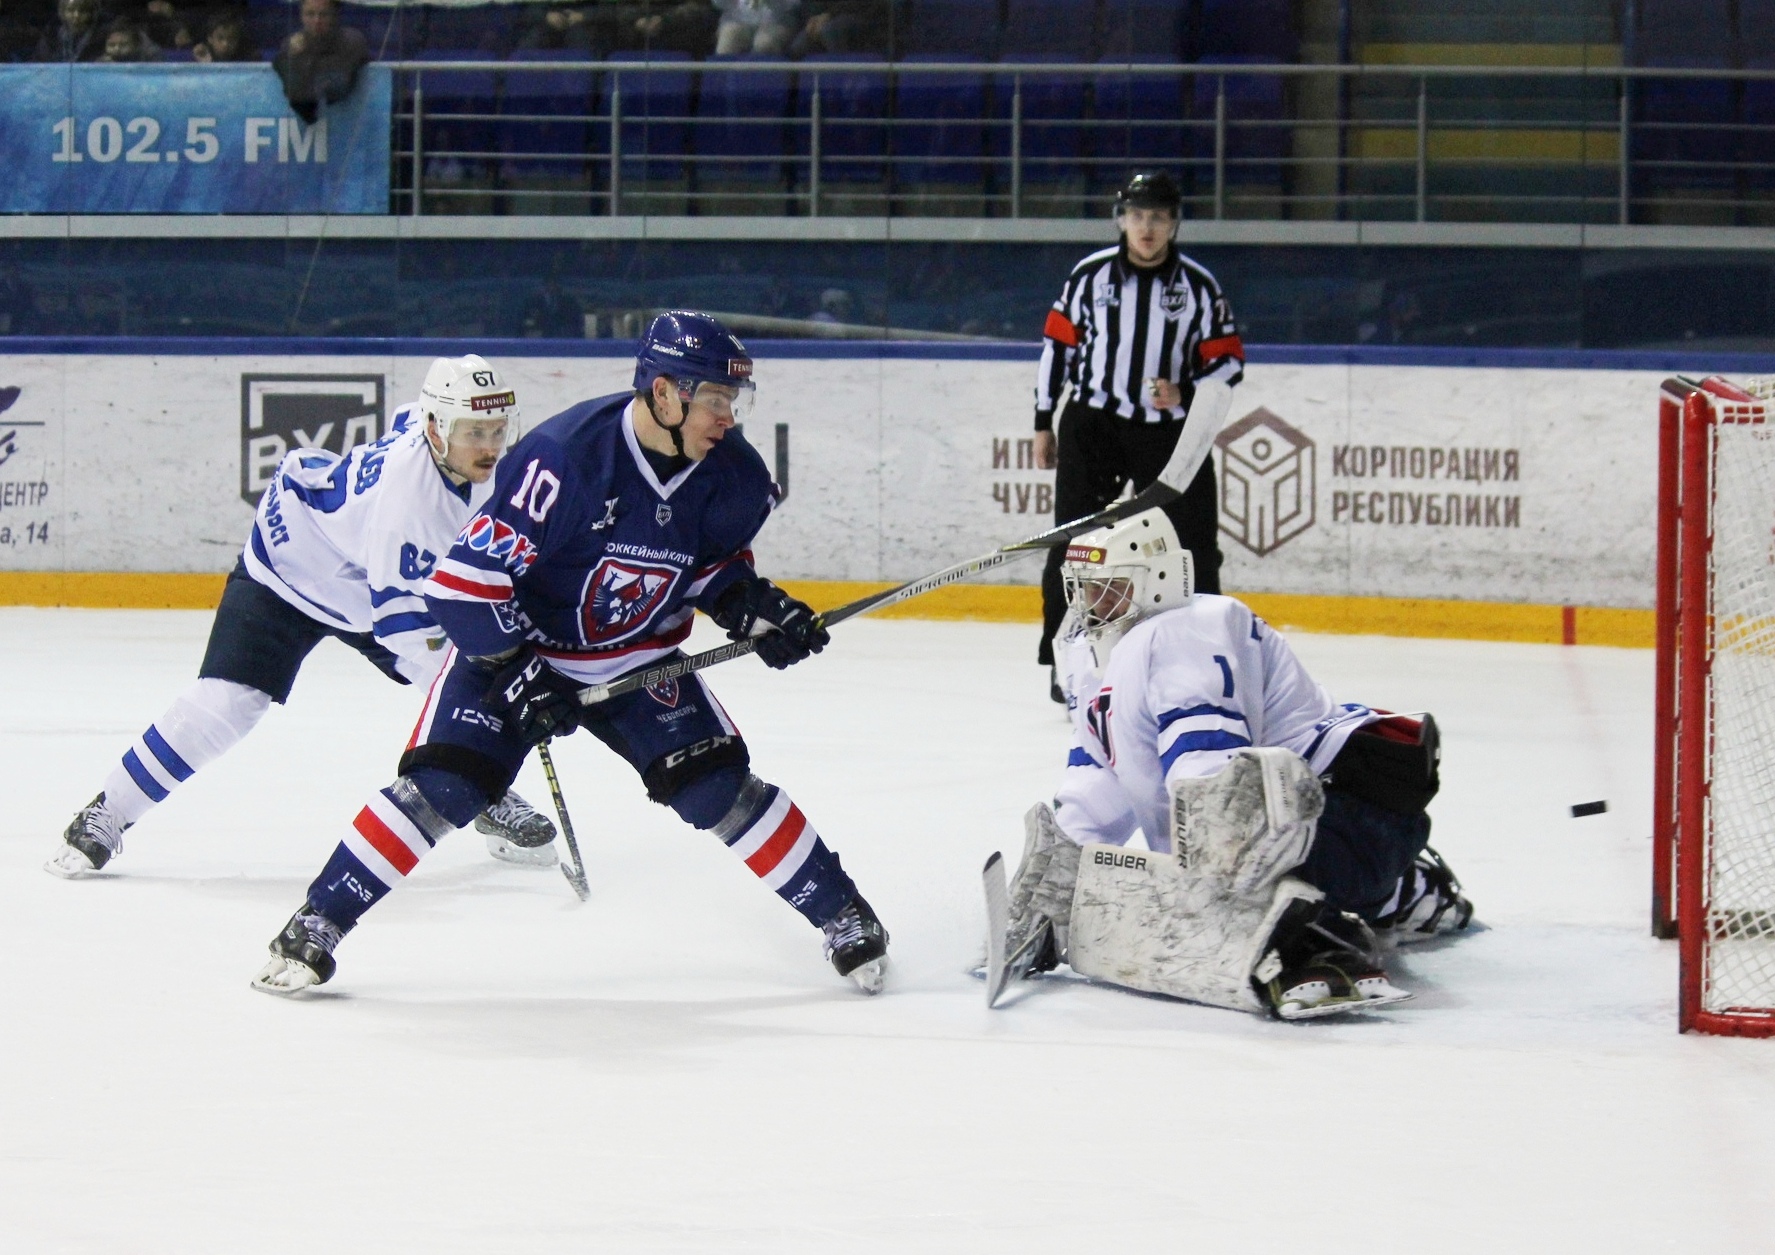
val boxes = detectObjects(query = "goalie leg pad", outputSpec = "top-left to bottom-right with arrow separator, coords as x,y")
1068,841 -> 1323,1014
1170,748 -> 1324,897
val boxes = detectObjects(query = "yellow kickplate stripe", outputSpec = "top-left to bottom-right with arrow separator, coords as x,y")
0,573 -> 1655,647
0,571 -> 228,609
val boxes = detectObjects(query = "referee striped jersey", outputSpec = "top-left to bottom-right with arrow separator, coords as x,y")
1034,243 -> 1245,426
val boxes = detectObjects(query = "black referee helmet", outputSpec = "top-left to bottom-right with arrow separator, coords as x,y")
1114,171 -> 1183,217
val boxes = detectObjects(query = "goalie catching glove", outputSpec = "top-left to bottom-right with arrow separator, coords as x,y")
710,577 -> 830,670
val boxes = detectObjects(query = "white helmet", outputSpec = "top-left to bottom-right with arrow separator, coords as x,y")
418,354 -> 520,451
1061,506 -> 1193,647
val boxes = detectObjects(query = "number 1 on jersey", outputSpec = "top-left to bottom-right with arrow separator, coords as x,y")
1212,654 -> 1234,698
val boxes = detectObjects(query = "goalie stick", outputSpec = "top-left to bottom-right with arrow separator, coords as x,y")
537,740 -> 590,902
982,851 -> 1055,1008
577,480 -> 1179,707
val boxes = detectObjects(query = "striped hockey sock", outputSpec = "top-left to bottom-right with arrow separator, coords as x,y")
306,778 -> 456,929
100,679 -> 271,824
717,781 -> 856,927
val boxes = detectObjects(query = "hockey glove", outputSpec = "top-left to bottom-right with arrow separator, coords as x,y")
485,648 -> 582,746
710,577 -> 830,670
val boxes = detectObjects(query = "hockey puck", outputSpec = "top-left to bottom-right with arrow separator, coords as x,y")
1571,800 -> 1608,818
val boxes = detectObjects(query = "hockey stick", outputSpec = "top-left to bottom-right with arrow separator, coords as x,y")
575,479 -> 1178,707
536,739 -> 590,902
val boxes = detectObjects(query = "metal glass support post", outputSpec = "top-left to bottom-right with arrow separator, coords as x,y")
809,76 -> 822,217
411,73 -> 424,216
609,72 -> 622,217
1010,74 -> 1023,219
1618,80 -> 1630,225
1415,75 -> 1428,222
1213,75 -> 1226,219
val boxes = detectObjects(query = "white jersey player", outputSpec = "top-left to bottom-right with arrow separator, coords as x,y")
48,355 -> 560,878
994,507 -> 1473,1020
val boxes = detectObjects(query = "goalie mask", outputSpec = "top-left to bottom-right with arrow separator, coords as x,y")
1062,507 -> 1193,650
417,354 -> 518,483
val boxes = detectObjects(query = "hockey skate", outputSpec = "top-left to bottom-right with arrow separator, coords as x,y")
822,895 -> 889,994
475,789 -> 559,867
1256,902 -> 1412,1021
1374,846 -> 1474,943
45,793 -> 131,879
251,904 -> 349,996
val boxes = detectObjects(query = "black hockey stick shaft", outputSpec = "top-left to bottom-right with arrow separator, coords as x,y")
537,739 -> 590,902
575,479 -> 1178,707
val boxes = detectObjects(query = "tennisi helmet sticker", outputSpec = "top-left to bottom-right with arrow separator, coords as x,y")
1065,545 -> 1107,564
728,359 -> 752,379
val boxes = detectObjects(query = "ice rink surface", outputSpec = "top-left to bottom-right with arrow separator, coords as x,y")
3,607 -> 1773,1253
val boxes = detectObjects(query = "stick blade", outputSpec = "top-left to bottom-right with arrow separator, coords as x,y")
560,859 -> 590,902
983,852 -> 1010,1007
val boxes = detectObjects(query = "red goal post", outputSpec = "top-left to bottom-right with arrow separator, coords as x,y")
1654,374 -> 1775,1037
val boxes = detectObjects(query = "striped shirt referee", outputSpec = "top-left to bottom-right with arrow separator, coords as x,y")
1031,172 -> 1246,690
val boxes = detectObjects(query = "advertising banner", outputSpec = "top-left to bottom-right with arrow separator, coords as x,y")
0,348 -> 1665,610
0,65 -> 390,214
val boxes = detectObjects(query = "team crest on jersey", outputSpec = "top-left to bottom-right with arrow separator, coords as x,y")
646,678 -> 681,708
1160,284 -> 1189,314
655,504 -> 673,526
581,557 -> 680,645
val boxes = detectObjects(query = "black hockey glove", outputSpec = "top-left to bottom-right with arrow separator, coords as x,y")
710,577 -> 830,671
485,648 -> 582,746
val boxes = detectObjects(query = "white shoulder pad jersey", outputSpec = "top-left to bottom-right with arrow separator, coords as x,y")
1055,594 -> 1378,852
242,404 -> 497,685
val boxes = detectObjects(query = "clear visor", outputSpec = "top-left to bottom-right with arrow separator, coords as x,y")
1063,569 -> 1138,635
681,379 -> 755,424
444,416 -> 510,454
1114,204 -> 1178,232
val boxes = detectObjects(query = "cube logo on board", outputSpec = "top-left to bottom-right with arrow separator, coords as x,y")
239,374 -> 386,506
1215,407 -> 1315,556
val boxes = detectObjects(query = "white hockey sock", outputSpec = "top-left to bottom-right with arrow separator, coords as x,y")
101,679 -> 272,824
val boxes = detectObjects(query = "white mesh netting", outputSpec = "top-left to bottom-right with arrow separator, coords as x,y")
1701,406 -> 1775,1016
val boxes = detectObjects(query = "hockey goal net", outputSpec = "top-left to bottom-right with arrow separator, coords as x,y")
1655,374 -> 1775,1036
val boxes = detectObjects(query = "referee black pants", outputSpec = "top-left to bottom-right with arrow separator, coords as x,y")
1038,399 -> 1223,666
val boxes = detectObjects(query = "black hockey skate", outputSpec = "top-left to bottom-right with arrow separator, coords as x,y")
1254,900 -> 1412,1021
1374,846 -> 1474,942
821,895 -> 889,995
45,793 -> 131,879
251,903 -> 350,996
475,788 -> 559,867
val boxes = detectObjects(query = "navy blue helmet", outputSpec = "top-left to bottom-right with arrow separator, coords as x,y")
632,311 -> 754,395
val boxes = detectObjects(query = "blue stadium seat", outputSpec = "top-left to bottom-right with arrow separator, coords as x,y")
1000,0 -> 1094,61
1092,53 -> 1189,193
901,0 -> 1000,59
607,51 -> 695,187
500,50 -> 601,183
418,50 -> 502,161
355,6 -> 416,58
1634,75 -> 1738,195
1198,0 -> 1295,61
419,4 -> 513,54
1192,55 -> 1287,186
695,56 -> 795,194
893,55 -> 990,194
992,56 -> 1090,193
1096,0 -> 1184,63
1631,0 -> 1734,67
245,0 -> 295,52
798,55 -> 892,191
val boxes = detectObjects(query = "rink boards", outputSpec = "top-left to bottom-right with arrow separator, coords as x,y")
1,339 -> 1767,620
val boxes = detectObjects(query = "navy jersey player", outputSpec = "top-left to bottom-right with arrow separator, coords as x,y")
997,508 -> 1473,1019
251,313 -> 890,997
47,356 -> 559,880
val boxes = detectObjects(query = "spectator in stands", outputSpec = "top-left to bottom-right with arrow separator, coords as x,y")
273,0 -> 369,125
515,2 -> 605,54
118,0 -> 192,51
32,0 -> 103,61
192,11 -> 253,62
790,0 -> 890,56
714,0 -> 797,54
631,0 -> 717,55
99,15 -> 158,59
